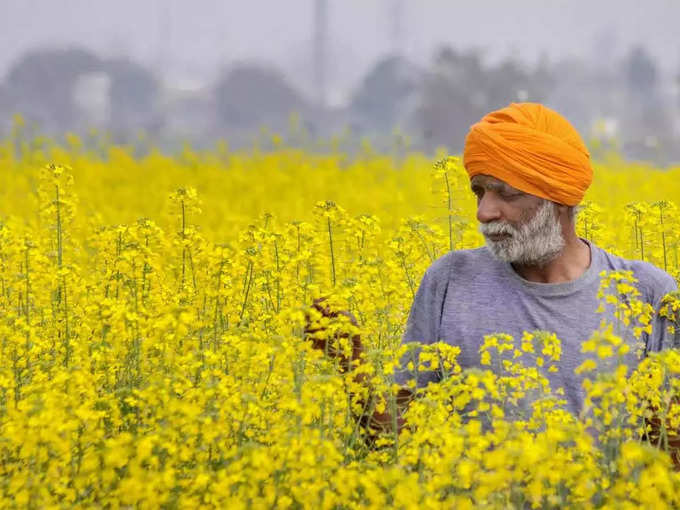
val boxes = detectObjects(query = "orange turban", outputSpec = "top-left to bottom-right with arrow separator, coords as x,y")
462,102 -> 592,206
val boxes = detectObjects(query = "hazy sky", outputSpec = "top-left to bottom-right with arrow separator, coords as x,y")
2,0 -> 679,105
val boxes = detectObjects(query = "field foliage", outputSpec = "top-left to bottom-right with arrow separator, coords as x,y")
1,127 -> 680,508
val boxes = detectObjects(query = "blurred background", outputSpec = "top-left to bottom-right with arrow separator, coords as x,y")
1,0 -> 680,163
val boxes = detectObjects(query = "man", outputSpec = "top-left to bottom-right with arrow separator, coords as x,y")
305,102 -> 678,433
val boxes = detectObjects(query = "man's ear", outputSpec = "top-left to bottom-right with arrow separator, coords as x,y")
566,205 -> 578,222
554,203 -> 574,222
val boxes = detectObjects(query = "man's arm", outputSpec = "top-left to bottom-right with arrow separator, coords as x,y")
643,285 -> 680,469
303,296 -> 414,437
304,257 -> 449,436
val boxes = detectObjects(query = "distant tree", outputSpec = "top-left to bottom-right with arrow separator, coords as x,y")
545,57 -> 616,135
104,58 -> 159,131
485,57 -> 553,109
675,63 -> 680,109
623,45 -> 658,95
349,55 -> 420,130
531,54 -> 557,101
5,48 -> 102,128
214,64 -> 307,128
0,83 -> 7,120
620,45 -> 671,142
414,47 -> 487,149
414,47 -> 555,151
0,84 -> 12,135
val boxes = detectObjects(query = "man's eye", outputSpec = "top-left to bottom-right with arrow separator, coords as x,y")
502,193 -> 521,200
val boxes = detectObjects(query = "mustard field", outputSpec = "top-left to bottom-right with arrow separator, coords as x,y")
1,127 -> 680,508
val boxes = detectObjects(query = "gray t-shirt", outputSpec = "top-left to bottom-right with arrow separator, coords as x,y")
394,238 -> 679,416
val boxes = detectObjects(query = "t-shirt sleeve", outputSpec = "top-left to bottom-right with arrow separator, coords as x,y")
393,258 -> 450,388
647,276 -> 680,352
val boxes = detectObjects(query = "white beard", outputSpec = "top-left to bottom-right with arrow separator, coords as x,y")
479,199 -> 565,266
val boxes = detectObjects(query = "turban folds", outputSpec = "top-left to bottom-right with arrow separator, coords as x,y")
462,102 -> 592,206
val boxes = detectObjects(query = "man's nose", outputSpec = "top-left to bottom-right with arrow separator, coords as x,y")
476,193 -> 503,223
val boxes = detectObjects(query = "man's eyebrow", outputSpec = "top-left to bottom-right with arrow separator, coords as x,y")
470,180 -> 506,192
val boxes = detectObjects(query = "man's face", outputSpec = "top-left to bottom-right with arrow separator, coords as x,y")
470,174 -> 565,266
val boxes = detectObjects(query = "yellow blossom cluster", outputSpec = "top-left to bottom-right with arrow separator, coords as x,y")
0,125 -> 680,508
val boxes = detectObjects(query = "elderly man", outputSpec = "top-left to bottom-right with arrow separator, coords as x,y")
306,102 -> 678,431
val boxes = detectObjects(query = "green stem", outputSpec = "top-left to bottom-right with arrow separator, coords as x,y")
328,217 -> 336,287
24,244 -> 30,325
181,199 -> 186,290
62,276 -> 70,366
24,244 -> 31,368
213,260 -> 225,350
142,234 -> 150,306
132,258 -> 141,382
187,248 -> 197,291
239,261 -> 254,323
443,171 -> 454,252
399,252 -> 415,300
274,239 -> 281,312
55,184 -> 70,366
660,206 -> 667,272
55,185 -> 63,268
296,225 -> 301,286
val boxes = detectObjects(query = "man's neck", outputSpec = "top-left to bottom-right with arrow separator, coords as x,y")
511,233 -> 592,284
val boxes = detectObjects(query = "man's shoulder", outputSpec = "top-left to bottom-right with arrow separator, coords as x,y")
426,247 -> 491,279
596,244 -> 678,303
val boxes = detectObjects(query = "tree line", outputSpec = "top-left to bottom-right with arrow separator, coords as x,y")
0,45 -> 678,163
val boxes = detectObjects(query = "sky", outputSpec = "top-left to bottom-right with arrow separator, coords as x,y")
2,0 -> 679,106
